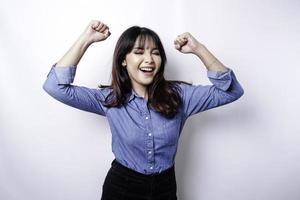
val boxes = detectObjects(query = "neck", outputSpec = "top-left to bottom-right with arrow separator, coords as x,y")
132,86 -> 148,100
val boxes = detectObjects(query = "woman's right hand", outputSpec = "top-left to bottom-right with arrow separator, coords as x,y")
81,20 -> 111,44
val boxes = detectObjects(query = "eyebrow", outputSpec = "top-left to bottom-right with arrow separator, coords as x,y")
133,47 -> 159,50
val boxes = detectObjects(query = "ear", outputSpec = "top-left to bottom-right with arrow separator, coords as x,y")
122,60 -> 126,67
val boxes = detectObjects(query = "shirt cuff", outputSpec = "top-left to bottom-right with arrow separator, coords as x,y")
52,63 -> 77,84
207,68 -> 233,91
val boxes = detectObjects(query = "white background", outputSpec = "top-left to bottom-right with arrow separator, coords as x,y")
1,0 -> 300,199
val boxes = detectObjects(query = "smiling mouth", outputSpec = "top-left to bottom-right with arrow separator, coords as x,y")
139,67 -> 155,72
139,67 -> 155,75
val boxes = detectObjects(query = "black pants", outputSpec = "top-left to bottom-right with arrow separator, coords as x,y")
101,159 -> 177,200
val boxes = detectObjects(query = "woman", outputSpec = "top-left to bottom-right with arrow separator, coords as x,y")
43,20 -> 244,200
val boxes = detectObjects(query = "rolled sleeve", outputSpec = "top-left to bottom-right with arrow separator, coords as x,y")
52,63 -> 77,84
207,69 -> 232,91
43,63 -> 110,116
180,67 -> 244,118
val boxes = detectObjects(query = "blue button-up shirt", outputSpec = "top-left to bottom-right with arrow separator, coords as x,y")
43,64 -> 244,175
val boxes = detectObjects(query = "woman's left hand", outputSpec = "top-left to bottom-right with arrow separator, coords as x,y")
174,32 -> 202,54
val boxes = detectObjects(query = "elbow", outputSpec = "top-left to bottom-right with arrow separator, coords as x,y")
42,79 -> 65,99
232,85 -> 244,101
237,87 -> 244,99
230,79 -> 244,101
224,86 -> 244,103
43,80 -> 51,94
42,78 -> 72,103
42,68 -> 71,102
43,80 -> 55,96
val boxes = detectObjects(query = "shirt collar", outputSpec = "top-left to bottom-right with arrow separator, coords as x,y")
128,89 -> 137,102
128,89 -> 145,102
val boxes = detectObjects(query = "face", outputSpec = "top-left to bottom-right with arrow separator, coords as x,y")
122,36 -> 162,92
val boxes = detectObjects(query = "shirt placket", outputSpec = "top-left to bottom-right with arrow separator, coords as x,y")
140,100 -> 155,173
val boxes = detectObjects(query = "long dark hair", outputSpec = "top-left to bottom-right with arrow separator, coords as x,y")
100,26 -> 185,118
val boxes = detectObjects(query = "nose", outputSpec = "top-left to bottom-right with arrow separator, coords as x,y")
144,52 -> 154,63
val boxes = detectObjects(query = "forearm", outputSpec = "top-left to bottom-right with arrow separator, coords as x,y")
56,35 -> 91,67
194,44 -> 228,72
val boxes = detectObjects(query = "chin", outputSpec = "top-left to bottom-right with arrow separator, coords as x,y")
140,80 -> 154,86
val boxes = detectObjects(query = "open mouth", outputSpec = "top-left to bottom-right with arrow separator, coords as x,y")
139,67 -> 155,75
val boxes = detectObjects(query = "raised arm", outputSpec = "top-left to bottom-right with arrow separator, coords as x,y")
43,20 -> 111,116
174,32 -> 228,72
57,20 -> 110,67
174,32 -> 244,118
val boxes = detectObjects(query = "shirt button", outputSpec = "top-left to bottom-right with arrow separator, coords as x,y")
148,151 -> 152,154
150,166 -> 153,169
145,116 -> 149,120
148,133 -> 152,137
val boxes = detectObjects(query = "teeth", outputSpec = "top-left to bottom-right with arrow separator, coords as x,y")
140,67 -> 154,72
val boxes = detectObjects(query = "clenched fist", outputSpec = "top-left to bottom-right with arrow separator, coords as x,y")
174,32 -> 202,54
81,20 -> 111,44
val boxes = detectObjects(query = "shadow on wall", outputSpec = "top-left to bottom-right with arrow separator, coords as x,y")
175,102 -> 252,199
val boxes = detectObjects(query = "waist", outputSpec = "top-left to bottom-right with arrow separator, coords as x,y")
111,159 -> 175,179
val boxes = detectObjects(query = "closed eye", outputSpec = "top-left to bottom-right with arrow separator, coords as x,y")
133,51 -> 143,54
132,48 -> 160,55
